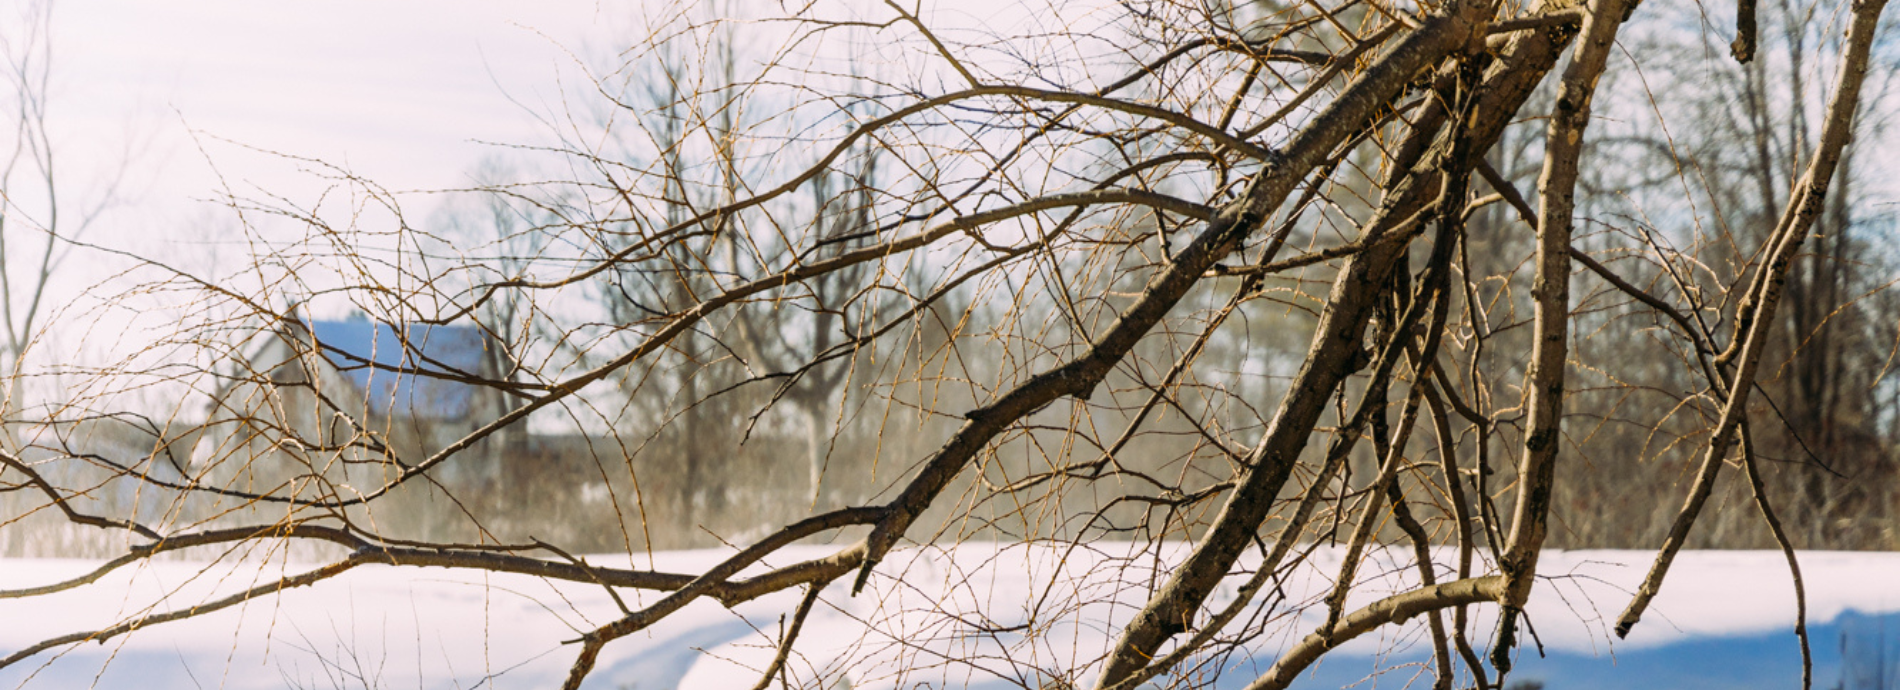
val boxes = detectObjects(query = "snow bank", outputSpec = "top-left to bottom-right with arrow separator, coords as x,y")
2,545 -> 1895,689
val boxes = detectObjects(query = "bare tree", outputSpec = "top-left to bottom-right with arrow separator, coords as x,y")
0,0 -> 128,431
2,0 -> 1894,688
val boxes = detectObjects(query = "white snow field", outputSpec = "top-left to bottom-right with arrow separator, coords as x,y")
2,544 -> 1896,689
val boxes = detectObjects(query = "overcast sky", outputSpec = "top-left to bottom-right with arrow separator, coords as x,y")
37,1 -> 1078,250
46,1 -> 616,236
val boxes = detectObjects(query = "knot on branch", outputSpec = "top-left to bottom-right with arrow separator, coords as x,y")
1492,606 -> 1521,673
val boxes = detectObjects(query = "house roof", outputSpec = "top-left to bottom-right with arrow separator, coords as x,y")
307,320 -> 493,420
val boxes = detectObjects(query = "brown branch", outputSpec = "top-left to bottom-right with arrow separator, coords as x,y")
1390,482 -> 1455,690
1487,8 -> 1588,32
1424,382 -> 1493,690
1204,201 -> 1436,278
0,521 -> 819,607
0,450 -> 160,541
1732,0 -> 1758,63
1097,0 -> 1598,678
1494,0 -> 1630,671
343,188 -> 1211,507
1740,423 -> 1811,690
1244,576 -> 1506,690
747,579 -> 828,690
1,554 -> 372,670
1615,0 -> 1889,637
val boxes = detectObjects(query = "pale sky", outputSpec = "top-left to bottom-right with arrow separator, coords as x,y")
50,1 -> 616,224
36,0 -> 1087,254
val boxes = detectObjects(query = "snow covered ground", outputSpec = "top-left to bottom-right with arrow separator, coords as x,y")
2,545 -> 1896,689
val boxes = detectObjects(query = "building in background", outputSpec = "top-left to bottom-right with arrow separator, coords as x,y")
191,315 -> 517,490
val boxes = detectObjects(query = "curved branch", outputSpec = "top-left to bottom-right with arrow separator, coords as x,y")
1245,577 -> 1505,690
1,554 -> 372,670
